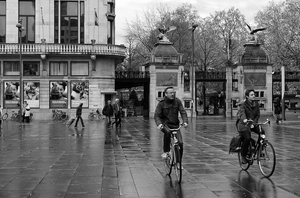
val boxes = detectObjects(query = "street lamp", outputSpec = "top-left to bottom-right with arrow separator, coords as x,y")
191,23 -> 198,118
16,19 -> 25,123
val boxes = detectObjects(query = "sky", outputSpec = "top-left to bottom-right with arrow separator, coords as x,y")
115,0 -> 282,44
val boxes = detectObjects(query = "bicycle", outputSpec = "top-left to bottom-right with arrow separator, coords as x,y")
88,109 -> 104,121
2,108 -> 8,121
11,110 -> 21,121
52,109 -> 68,121
164,124 -> 184,183
238,119 -> 276,178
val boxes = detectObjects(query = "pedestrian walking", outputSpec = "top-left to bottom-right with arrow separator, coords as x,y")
21,101 -> 27,123
112,99 -> 122,128
273,97 -> 282,124
102,100 -> 113,124
74,103 -> 85,128
24,102 -> 31,123
0,105 -> 3,129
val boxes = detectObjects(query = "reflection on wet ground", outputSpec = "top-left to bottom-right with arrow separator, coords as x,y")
0,114 -> 299,197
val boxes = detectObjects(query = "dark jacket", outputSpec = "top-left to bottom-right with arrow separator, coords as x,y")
103,104 -> 113,116
237,99 -> 260,132
273,98 -> 282,114
76,104 -> 83,116
112,103 -> 122,115
154,96 -> 188,129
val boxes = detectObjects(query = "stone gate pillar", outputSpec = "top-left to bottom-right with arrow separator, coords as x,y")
145,40 -> 191,118
228,41 -> 273,117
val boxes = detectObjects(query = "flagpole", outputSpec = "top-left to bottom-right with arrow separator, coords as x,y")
94,8 -> 96,41
41,7 -> 44,40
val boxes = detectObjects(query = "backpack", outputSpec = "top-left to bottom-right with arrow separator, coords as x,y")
229,134 -> 241,154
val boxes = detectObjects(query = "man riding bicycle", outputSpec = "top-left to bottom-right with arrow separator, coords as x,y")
237,89 -> 265,164
154,87 -> 188,161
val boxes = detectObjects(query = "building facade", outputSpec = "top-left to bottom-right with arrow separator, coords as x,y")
0,0 -> 126,119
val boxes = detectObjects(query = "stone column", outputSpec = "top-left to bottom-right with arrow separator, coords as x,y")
226,66 -> 233,117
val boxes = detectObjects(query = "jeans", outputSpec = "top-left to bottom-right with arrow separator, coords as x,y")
240,125 -> 264,157
75,115 -> 85,127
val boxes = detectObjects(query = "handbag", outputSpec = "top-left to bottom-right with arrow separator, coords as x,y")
229,134 -> 241,154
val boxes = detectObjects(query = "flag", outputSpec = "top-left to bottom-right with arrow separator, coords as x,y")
94,9 -> 99,26
41,7 -> 45,25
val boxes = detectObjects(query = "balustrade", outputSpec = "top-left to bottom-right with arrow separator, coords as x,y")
0,43 -> 126,57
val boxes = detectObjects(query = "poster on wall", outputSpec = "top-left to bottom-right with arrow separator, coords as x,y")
24,81 -> 40,108
71,81 -> 89,108
4,81 -> 20,108
49,81 -> 68,108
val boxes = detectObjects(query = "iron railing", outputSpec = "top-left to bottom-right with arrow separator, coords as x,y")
115,71 -> 150,79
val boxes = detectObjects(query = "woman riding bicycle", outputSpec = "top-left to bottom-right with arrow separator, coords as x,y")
154,87 -> 188,160
237,89 -> 265,164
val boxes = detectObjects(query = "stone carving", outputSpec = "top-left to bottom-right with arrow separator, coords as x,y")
157,26 -> 176,42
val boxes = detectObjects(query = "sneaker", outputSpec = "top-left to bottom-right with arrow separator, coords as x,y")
161,152 -> 168,159
74,126 -> 77,128
82,126 -> 85,128
242,156 -> 248,164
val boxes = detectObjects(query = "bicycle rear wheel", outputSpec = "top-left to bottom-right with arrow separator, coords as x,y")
2,113 -> 8,121
61,114 -> 68,121
238,141 -> 251,171
174,145 -> 182,183
258,141 -> 276,178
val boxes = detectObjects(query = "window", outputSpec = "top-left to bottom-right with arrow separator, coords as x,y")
184,101 -> 190,108
23,61 -> 39,76
158,91 -> 162,98
19,0 -> 35,43
71,62 -> 88,76
107,2 -> 114,44
50,62 -> 68,76
55,1 -> 85,44
0,1 -> 6,43
4,61 -> 19,76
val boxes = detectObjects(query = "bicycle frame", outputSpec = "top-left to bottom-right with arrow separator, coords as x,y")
238,119 -> 276,177
164,124 -> 183,183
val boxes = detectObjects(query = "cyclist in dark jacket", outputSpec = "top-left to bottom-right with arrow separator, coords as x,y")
237,89 -> 264,164
154,87 -> 188,160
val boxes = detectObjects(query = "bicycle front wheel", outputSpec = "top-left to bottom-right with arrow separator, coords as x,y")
165,150 -> 173,176
88,114 -> 94,121
258,141 -> 276,178
2,113 -> 8,121
174,145 -> 182,183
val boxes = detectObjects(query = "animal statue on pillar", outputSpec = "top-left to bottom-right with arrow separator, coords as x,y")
245,23 -> 267,43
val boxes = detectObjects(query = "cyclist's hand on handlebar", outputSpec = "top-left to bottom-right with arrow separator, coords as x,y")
250,124 -> 254,129
157,124 -> 163,130
243,119 -> 248,123
183,123 -> 188,128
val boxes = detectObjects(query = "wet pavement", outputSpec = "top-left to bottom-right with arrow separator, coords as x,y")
0,112 -> 300,198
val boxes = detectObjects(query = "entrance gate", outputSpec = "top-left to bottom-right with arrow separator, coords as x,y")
115,71 -> 150,117
195,71 -> 227,116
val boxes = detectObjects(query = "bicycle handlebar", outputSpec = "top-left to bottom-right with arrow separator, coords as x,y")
168,123 -> 184,131
245,119 -> 270,126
